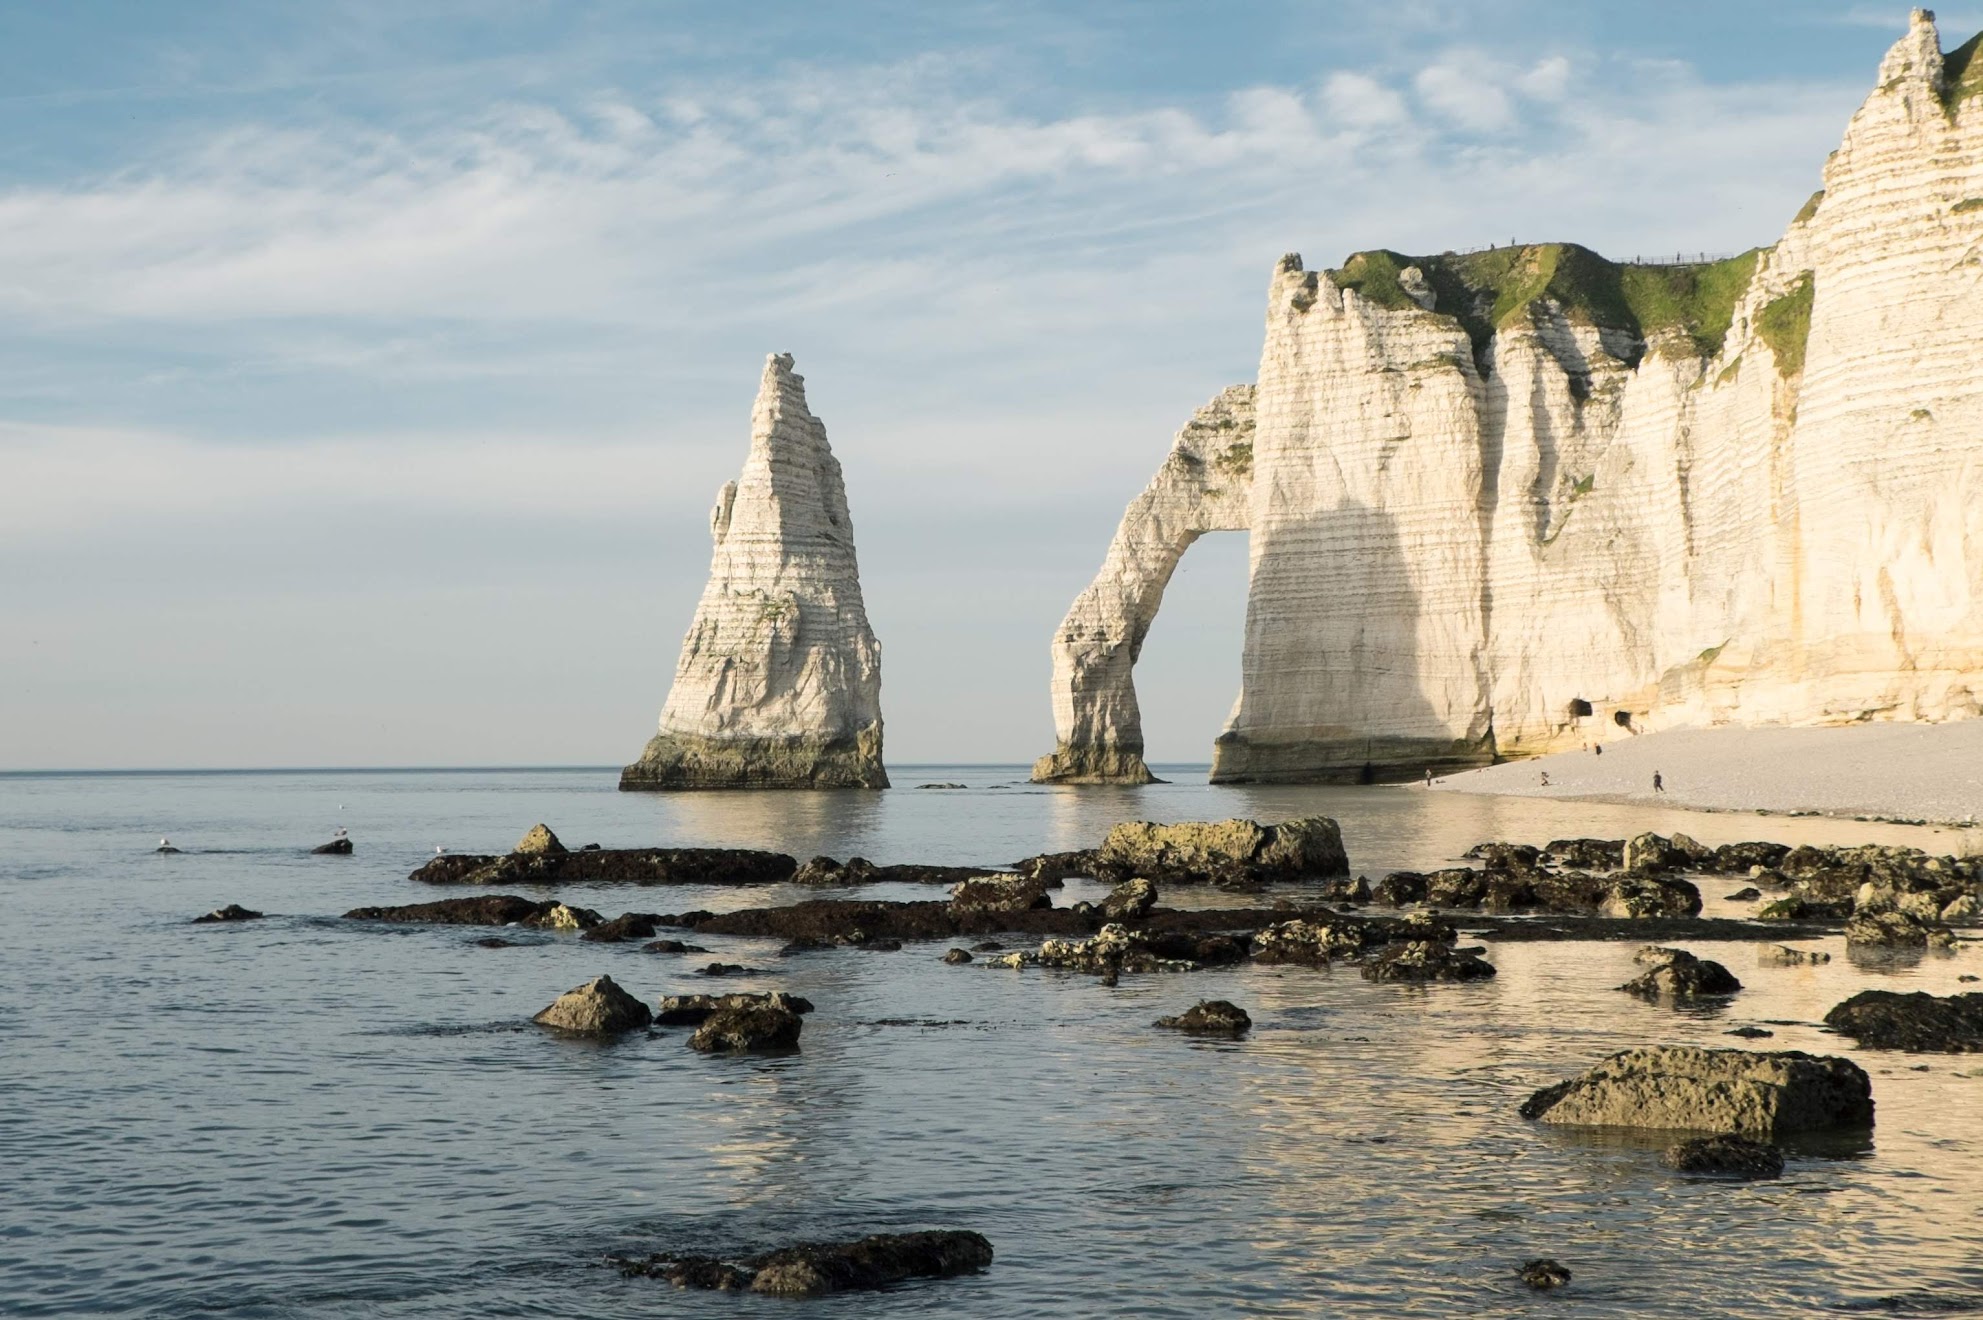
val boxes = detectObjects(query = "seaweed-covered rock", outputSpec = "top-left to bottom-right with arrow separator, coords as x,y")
1544,838 -> 1624,870
1462,841 -> 1541,872
1250,916 -> 1386,965
1360,941 -> 1496,983
1599,875 -> 1702,918
1724,887 -> 1762,902
1617,947 -> 1742,1001
1711,841 -> 1791,874
1096,816 -> 1347,883
1519,1259 -> 1571,1290
1623,832 -> 1689,874
620,1230 -> 993,1296
1154,1000 -> 1252,1036
1101,878 -> 1158,920
657,990 -> 816,1026
582,912 -> 662,943
1010,850 -> 1099,881
1519,1046 -> 1873,1136
1758,894 -> 1852,921
345,895 -> 573,926
948,876 -> 1052,915
193,904 -> 263,923
1823,990 -> 1983,1052
687,991 -> 806,1052
1660,1133 -> 1783,1179
1844,909 -> 1955,949
531,975 -> 652,1035
409,846 -> 798,888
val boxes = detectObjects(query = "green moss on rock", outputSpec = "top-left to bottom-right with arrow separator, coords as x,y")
1756,273 -> 1815,378
1942,29 -> 1983,110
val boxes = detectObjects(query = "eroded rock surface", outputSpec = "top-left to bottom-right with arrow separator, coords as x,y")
1520,1046 -> 1874,1136
622,354 -> 887,791
1154,999 -> 1252,1036
1660,1134 -> 1784,1180
532,975 -> 652,1036
1095,816 -> 1348,883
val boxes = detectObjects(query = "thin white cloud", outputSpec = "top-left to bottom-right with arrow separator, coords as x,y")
1414,60 -> 1517,132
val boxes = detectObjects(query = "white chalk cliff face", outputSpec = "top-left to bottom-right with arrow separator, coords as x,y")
1040,11 -> 1983,784
622,354 -> 887,790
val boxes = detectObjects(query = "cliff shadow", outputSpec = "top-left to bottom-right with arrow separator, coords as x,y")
1211,498 -> 1491,784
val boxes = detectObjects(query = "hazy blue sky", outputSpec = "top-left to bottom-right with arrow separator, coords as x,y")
1,1 -> 1969,769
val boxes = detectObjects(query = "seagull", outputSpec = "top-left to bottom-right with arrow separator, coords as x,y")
334,827 -> 348,839
435,845 -> 446,855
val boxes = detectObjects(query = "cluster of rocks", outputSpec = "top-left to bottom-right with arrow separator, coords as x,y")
1367,834 -> 1708,917
531,976 -> 810,1053
1748,843 -> 1976,948
616,1229 -> 993,1296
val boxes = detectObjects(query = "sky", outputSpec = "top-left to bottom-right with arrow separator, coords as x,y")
1,0 -> 1972,770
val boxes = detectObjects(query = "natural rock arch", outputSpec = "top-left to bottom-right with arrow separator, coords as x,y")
1032,386 -> 1255,784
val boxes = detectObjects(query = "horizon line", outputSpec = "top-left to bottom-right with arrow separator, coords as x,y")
0,761 -> 1220,778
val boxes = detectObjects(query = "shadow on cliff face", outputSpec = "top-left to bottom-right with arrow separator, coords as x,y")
1211,499 -> 1492,784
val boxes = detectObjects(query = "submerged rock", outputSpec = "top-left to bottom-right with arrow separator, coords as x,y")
531,975 -> 653,1036
1660,1133 -> 1785,1179
1154,1000 -> 1252,1036
1617,947 -> 1742,1001
620,354 -> 888,791
1094,816 -> 1348,884
582,912 -> 663,943
1823,990 -> 1983,1052
620,1229 -> 993,1296
640,938 -> 709,954
1758,943 -> 1831,966
1519,1046 -> 1873,1136
193,904 -> 263,923
1519,1259 -> 1571,1290
687,991 -> 807,1052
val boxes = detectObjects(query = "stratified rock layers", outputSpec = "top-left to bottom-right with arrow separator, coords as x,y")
1042,13 -> 1983,783
622,354 -> 887,790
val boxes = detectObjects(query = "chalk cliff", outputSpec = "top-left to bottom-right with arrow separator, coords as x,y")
1039,11 -> 1983,784
621,354 -> 887,790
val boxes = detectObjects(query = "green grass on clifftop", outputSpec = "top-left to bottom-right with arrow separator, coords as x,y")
1327,243 -> 1762,363
1756,273 -> 1815,378
1943,29 -> 1983,110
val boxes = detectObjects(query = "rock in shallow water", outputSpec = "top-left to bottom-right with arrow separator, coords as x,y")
620,1229 -> 993,1295
1823,990 -> 1983,1052
1617,947 -> 1741,1001
1519,1259 -> 1571,1290
1095,816 -> 1348,884
1101,877 -> 1158,920
688,992 -> 806,1053
1520,1046 -> 1873,1136
531,975 -> 652,1036
1359,940 -> 1496,983
310,838 -> 353,855
1660,1133 -> 1784,1179
1758,944 -> 1830,966
1154,1000 -> 1252,1036
1844,908 -> 1955,949
193,904 -> 263,923
514,823 -> 566,855
658,990 -> 815,1026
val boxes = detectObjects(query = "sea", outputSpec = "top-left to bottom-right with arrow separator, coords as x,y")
2,765 -> 1981,1318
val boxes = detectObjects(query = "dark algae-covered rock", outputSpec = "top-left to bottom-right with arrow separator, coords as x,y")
409,845 -> 798,888
581,912 -> 663,943
1519,1259 -> 1571,1290
658,990 -> 815,1027
619,1229 -> 993,1296
1154,1000 -> 1252,1036
687,991 -> 807,1053
310,837 -> 353,855
1520,1046 -> 1873,1136
1359,940 -> 1496,982
343,895 -> 594,927
1824,990 -> 1983,1052
1660,1133 -> 1785,1179
193,904 -> 263,923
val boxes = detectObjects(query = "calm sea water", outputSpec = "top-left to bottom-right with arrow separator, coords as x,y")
3,766 -> 1982,1318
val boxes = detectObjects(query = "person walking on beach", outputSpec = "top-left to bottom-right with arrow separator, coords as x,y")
1594,744 -> 1602,756
1652,770 -> 1664,794
1424,768 -> 1433,787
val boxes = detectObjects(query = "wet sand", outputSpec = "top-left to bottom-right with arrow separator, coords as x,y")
1433,721 -> 1983,829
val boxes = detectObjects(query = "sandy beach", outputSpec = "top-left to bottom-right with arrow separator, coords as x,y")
1432,721 -> 1983,828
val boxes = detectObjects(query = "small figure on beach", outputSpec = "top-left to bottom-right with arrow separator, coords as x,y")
1593,744 -> 1602,756
1424,768 -> 1433,787
1653,771 -> 1665,794
1539,771 -> 1551,787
